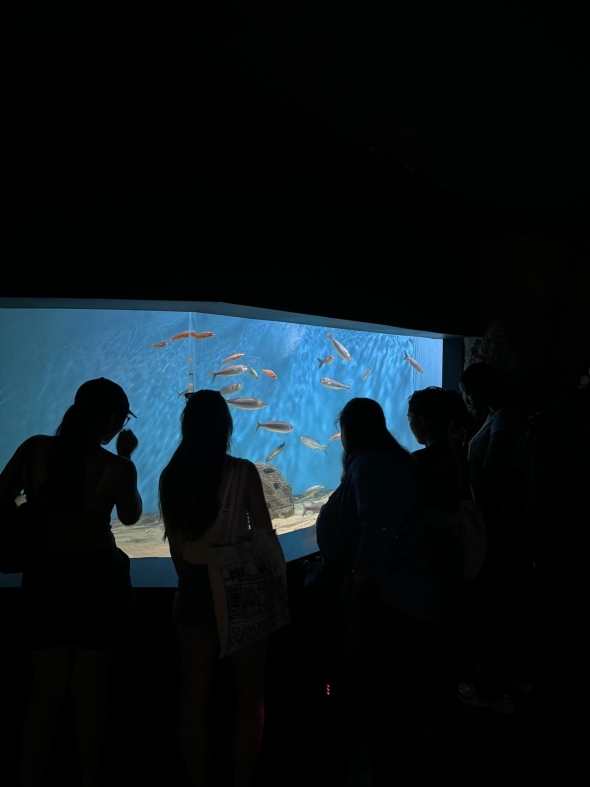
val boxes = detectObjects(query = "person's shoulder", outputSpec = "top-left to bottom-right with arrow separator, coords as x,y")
17,434 -> 52,457
351,450 -> 410,476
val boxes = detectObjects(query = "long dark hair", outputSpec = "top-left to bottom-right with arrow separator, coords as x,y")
337,397 -> 416,481
159,390 -> 234,543
46,399 -> 128,508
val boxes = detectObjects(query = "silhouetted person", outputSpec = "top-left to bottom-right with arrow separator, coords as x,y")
407,387 -> 469,748
159,390 -> 277,787
0,377 -> 141,787
458,362 -> 534,710
316,397 -> 442,786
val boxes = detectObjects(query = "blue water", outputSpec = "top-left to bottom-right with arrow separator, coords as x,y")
0,308 -> 442,514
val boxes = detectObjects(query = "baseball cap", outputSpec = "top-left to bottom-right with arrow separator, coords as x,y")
75,378 -> 136,419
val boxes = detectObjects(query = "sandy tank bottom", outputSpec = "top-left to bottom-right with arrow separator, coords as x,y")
111,492 -> 332,558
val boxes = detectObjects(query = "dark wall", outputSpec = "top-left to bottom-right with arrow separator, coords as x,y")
465,236 -> 590,410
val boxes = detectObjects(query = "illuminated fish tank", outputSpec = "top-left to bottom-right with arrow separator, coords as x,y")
0,301 -> 444,561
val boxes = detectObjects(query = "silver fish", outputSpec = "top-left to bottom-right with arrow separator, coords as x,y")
300,436 -> 328,453
320,377 -> 351,391
403,351 -> 424,374
249,366 -> 259,380
219,383 -> 243,397
302,502 -> 324,516
327,330 -> 352,362
255,419 -> 294,434
226,397 -> 267,410
265,442 -> 285,462
209,364 -> 248,380
317,354 -> 335,369
362,366 -> 371,382
302,484 -> 325,498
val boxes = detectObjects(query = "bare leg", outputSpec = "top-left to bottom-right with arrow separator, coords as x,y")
20,644 -> 73,787
177,624 -> 219,787
70,646 -> 114,787
229,637 -> 268,787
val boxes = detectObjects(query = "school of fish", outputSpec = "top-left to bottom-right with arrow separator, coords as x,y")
151,327 -> 427,505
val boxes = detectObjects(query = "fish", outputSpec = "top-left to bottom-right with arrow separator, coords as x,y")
300,436 -> 328,453
177,388 -> 194,399
327,330 -> 352,362
403,351 -> 424,374
226,397 -> 267,410
362,366 -> 371,382
262,369 -> 277,379
191,331 -> 215,341
209,365 -> 248,381
221,352 -> 245,365
170,330 -> 214,342
302,502 -> 324,516
302,484 -> 325,498
329,432 -> 341,441
255,420 -> 294,434
249,366 -> 259,380
320,377 -> 351,391
219,383 -> 243,397
265,443 -> 285,462
317,355 -> 335,368
151,341 -> 167,349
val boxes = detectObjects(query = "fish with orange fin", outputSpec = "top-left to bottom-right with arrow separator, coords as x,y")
262,369 -> 277,380
221,352 -> 245,365
403,351 -> 423,374
152,341 -> 167,349
329,432 -> 341,441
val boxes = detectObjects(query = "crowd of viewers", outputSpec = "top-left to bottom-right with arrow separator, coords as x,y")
0,361 -> 589,787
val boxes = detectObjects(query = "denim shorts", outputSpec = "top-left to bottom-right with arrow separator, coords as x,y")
21,544 -> 135,650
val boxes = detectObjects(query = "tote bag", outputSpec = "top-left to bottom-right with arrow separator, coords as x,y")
207,459 -> 291,659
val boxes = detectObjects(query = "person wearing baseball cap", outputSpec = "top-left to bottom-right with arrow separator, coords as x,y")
0,377 -> 142,785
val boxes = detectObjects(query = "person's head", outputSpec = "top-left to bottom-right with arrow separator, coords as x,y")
407,387 -> 453,445
159,390 -> 234,543
459,362 -> 509,413
336,397 -> 414,478
57,377 -> 136,445
179,389 -> 233,455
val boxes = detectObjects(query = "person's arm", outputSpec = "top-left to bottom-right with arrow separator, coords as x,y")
245,461 -> 274,531
114,458 -> 143,525
0,438 -> 35,518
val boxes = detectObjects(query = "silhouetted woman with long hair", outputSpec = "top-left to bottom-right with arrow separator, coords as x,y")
159,390 -> 276,787
0,377 -> 142,787
315,397 -> 442,787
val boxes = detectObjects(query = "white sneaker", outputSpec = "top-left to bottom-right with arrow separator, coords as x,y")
457,683 -> 516,714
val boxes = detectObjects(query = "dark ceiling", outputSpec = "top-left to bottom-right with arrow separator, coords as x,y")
5,4 -> 589,327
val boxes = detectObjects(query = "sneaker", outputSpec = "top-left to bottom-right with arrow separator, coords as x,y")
457,683 -> 516,714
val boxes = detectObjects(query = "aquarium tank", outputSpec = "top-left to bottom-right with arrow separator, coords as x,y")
0,304 -> 443,561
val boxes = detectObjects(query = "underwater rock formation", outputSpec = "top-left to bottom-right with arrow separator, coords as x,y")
254,462 -> 294,519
